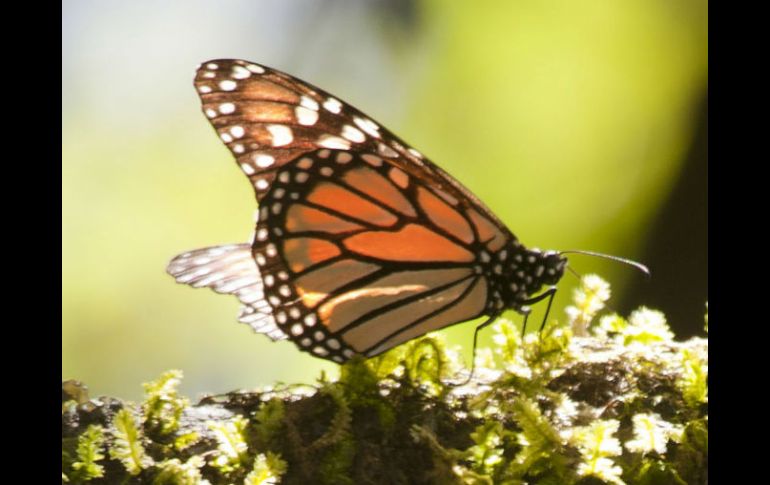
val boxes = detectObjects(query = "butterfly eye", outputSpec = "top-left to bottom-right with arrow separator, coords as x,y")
168,59 -> 569,363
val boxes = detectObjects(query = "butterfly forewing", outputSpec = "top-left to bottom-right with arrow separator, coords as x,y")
193,60 -> 509,225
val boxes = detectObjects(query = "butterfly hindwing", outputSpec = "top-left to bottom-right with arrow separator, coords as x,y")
166,244 -> 286,341
251,150 -> 492,361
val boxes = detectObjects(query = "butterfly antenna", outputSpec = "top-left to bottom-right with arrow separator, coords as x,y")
561,251 -> 648,317
559,250 -> 650,278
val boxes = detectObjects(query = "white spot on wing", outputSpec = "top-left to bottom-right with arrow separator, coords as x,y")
341,125 -> 366,143
300,96 -> 319,111
353,117 -> 380,138
246,63 -> 265,73
253,153 -> 275,168
323,97 -> 342,113
295,106 -> 319,126
266,244 -> 277,257
408,148 -> 423,159
231,65 -> 251,79
219,80 -> 237,91
378,143 -> 399,158
314,347 -> 329,358
267,125 -> 293,146
206,63 -> 219,70
240,163 -> 256,175
219,103 -> 235,114
198,85 -> 212,94
317,135 -> 351,150
255,178 -> 269,190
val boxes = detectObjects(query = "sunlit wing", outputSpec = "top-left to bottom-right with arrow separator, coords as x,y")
167,244 -> 286,341
167,59 -> 568,364
251,151 -> 500,361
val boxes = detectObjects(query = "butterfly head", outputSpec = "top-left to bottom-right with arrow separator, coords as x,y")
542,250 -> 568,285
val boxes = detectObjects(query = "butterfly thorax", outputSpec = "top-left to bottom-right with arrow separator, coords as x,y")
482,244 -> 567,314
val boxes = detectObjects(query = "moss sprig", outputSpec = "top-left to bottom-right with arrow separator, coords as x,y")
110,408 -> 153,476
68,424 -> 106,482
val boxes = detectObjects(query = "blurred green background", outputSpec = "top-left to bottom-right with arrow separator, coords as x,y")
63,0 -> 707,401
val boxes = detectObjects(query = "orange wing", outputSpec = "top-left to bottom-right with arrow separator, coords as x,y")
168,59 -> 567,364
251,150 -> 511,362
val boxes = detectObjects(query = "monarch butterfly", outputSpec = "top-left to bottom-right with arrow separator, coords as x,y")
167,59 -> 576,364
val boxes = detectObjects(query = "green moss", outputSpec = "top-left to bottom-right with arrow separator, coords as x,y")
244,452 -> 287,485
152,456 -> 205,485
68,425 -> 106,482
571,419 -> 624,484
110,408 -> 153,476
464,421 -> 508,483
316,386 -> 355,484
143,370 -> 189,437
173,431 -> 200,452
62,275 -> 707,484
679,348 -> 708,408
632,459 -> 687,485
208,415 -> 249,473
251,398 -> 286,449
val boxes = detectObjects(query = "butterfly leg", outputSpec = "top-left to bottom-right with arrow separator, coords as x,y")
454,314 -> 499,386
519,287 -> 558,336
520,309 -> 531,338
